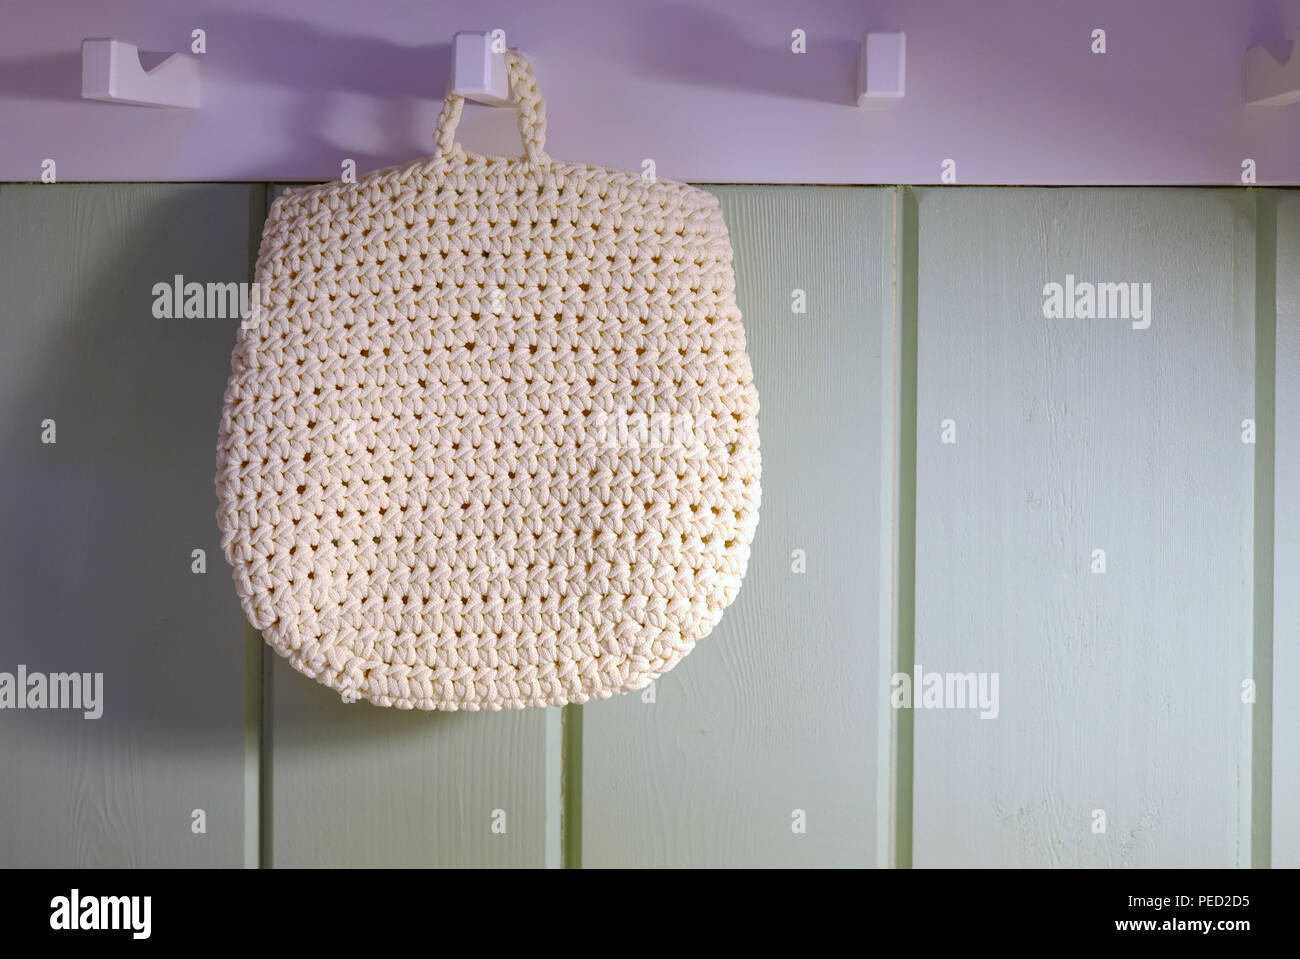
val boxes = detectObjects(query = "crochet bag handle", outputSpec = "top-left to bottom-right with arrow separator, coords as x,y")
434,49 -> 549,167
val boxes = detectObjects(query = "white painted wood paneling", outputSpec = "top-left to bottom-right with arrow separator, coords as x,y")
912,188 -> 1257,867
0,184 -> 257,866
1272,191 -> 1300,867
267,656 -> 552,866
1,181 -> 1288,869
581,186 -> 895,867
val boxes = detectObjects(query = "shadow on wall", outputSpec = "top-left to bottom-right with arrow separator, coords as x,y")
0,10 -> 454,180
0,183 -> 456,748
0,1 -> 869,183
624,1 -> 864,104
0,49 -> 82,103
186,7 -> 455,179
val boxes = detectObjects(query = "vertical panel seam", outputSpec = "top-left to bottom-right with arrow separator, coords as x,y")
1252,189 -> 1277,869
258,641 -> 274,868
243,624 -> 262,868
879,188 -> 900,866
892,186 -> 920,869
246,184 -> 269,870
545,706 -> 562,867
561,704 -> 583,868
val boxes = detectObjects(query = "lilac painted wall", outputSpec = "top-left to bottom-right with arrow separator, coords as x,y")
2,0 -> 1299,184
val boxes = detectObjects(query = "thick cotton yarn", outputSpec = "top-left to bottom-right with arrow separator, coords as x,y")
215,52 -> 760,710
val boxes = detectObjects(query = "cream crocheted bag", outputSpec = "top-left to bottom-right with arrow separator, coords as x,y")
216,51 -> 760,710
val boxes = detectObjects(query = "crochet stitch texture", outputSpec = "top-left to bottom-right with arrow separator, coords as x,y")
216,52 -> 761,709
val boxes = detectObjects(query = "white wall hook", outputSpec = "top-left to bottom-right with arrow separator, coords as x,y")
451,32 -> 513,106
81,38 -> 200,109
1246,31 -> 1300,105
857,31 -> 906,105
